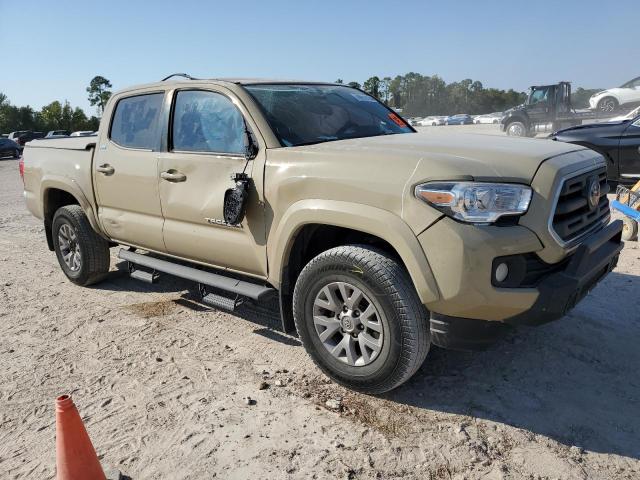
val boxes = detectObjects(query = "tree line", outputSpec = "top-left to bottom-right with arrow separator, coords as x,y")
2,73 -> 603,134
339,74 -> 601,116
0,76 -> 112,134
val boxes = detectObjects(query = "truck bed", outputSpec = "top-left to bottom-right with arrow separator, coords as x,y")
25,136 -> 97,151
22,136 -> 97,222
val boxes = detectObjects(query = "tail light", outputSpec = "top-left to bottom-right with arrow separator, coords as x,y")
19,154 -> 25,184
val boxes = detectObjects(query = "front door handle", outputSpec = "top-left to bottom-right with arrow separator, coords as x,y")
160,170 -> 187,182
96,164 -> 115,175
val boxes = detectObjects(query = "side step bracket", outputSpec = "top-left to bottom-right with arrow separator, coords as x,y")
118,248 -> 276,302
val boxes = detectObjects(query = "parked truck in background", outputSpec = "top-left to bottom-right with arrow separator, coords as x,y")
20,76 -> 623,393
501,82 -> 602,137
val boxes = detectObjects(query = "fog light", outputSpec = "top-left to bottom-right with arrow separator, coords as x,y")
495,263 -> 509,283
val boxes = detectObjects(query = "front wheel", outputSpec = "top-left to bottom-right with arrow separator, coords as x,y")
506,121 -> 527,137
293,245 -> 430,394
52,205 -> 111,286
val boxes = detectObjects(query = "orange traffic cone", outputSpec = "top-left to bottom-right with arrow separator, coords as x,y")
55,394 -> 106,480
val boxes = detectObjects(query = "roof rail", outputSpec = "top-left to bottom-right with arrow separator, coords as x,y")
161,73 -> 199,81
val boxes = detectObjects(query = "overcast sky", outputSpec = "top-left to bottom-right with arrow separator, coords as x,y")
1,0 -> 637,114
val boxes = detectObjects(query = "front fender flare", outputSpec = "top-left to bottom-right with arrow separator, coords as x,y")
268,199 -> 441,305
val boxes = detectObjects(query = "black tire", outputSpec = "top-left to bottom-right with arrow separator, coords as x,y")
597,97 -> 618,114
13,149 -> 21,159
52,205 -> 110,286
622,217 -> 638,242
293,245 -> 430,394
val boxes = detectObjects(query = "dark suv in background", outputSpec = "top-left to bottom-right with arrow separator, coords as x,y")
0,138 -> 22,158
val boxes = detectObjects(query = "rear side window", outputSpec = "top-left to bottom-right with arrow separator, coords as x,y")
172,90 -> 245,154
110,93 -> 164,149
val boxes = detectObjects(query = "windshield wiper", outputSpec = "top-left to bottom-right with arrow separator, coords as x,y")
291,138 -> 339,147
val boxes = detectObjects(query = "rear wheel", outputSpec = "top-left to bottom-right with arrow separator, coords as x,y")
52,205 -> 110,286
293,245 -> 430,394
622,217 -> 638,242
597,97 -> 618,114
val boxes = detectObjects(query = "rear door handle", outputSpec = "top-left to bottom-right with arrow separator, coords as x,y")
160,170 -> 187,182
96,164 -> 115,175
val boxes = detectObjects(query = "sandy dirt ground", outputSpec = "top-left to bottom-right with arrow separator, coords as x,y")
1,132 -> 639,479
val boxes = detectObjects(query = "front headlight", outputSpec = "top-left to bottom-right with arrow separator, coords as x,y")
415,182 -> 532,223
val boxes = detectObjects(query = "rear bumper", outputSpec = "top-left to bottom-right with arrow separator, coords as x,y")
505,219 -> 622,326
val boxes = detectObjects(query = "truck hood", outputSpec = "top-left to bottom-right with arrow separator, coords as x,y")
292,131 -> 588,184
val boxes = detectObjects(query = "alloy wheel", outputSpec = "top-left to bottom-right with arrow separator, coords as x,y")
312,281 -> 384,366
58,223 -> 82,272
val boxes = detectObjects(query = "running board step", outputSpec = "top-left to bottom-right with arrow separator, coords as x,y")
129,268 -> 159,284
118,249 -> 275,301
201,292 -> 243,311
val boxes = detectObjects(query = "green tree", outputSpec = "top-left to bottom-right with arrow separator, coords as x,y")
86,76 -> 113,115
61,101 -> 73,130
40,101 -> 64,130
71,107 -> 88,131
363,76 -> 381,99
335,78 -> 344,84
347,81 -> 361,90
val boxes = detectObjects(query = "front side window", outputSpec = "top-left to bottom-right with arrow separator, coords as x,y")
172,90 -> 245,154
529,88 -> 549,105
110,93 -> 164,149
244,84 -> 413,147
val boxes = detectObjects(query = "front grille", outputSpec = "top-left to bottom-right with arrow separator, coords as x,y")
551,167 -> 609,244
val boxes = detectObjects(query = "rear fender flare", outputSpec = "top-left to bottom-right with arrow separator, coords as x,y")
40,176 -> 105,240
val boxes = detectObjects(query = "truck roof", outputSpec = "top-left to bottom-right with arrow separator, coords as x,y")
115,77 -> 341,95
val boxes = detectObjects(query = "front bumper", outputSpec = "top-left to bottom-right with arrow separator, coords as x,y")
505,219 -> 622,325
423,220 -> 622,350
419,217 -> 623,323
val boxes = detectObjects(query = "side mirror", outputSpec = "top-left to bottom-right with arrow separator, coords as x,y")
223,173 -> 250,225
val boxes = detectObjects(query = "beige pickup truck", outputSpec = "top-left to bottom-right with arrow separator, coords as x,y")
21,75 -> 623,393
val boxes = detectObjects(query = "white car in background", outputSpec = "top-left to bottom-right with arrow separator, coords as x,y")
418,116 -> 446,126
589,76 -> 640,113
473,112 -> 503,124
607,105 -> 640,122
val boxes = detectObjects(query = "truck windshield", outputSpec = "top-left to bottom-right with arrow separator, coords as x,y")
244,84 -> 413,147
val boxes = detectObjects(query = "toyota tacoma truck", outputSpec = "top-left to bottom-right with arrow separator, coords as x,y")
21,75 -> 623,393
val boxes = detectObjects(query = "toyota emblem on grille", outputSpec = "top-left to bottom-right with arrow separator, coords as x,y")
586,177 -> 600,210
